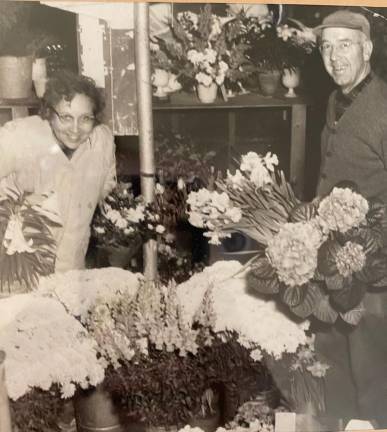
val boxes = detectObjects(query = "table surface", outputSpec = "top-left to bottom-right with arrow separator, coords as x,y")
153,90 -> 308,110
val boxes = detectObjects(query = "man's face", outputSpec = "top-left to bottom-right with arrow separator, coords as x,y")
320,27 -> 372,93
50,93 -> 96,151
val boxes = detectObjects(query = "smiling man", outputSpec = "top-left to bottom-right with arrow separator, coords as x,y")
313,10 -> 387,428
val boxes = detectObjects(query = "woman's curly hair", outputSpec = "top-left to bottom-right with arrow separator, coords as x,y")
40,69 -> 106,124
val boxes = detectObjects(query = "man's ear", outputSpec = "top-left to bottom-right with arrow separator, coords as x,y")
363,39 -> 373,61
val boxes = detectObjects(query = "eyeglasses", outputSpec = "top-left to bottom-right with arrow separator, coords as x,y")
319,40 -> 362,55
51,107 -> 96,128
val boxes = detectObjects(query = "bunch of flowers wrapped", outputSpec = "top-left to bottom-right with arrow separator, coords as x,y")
0,175 -> 61,293
91,181 -> 166,252
187,152 -> 387,325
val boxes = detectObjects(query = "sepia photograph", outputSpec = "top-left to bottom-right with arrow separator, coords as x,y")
1,1 -> 387,431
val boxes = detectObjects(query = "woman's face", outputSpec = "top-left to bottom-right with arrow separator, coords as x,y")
50,93 -> 96,150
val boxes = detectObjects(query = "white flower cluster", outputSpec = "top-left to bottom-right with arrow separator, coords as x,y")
317,187 -> 369,234
179,417 -> 273,432
187,188 -> 242,245
335,241 -> 366,277
0,294 -> 104,400
38,267 -> 141,321
177,261 -> 310,360
266,222 -> 324,287
187,48 -> 229,87
227,152 -> 278,189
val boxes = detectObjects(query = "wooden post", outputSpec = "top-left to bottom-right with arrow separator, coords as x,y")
0,351 -> 12,432
134,3 -> 157,282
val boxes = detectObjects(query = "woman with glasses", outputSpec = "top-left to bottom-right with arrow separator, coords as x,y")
0,69 -> 116,272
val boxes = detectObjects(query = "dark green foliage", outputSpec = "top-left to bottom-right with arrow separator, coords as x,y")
104,335 -> 274,426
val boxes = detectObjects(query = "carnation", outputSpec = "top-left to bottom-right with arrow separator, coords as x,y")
317,187 -> 369,233
266,221 -> 323,287
335,241 -> 366,277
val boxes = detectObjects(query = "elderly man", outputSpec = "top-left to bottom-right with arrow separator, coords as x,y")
314,10 -> 387,427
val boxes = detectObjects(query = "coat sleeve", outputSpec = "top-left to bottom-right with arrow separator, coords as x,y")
100,125 -> 117,200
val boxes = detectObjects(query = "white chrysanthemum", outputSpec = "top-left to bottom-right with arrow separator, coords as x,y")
318,187 -> 369,233
178,261 -> 310,359
0,295 -> 105,400
38,267 -> 141,320
335,241 -> 366,277
267,222 -> 324,287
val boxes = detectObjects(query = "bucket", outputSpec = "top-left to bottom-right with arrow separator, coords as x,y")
0,56 -> 33,99
74,386 -> 124,432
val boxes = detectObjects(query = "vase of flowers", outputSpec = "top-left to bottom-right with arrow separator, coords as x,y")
230,12 -> 315,96
197,81 -> 218,104
257,69 -> 281,96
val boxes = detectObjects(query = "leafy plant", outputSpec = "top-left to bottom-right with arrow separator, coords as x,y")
0,177 -> 60,292
84,278 -> 274,426
10,385 -> 64,432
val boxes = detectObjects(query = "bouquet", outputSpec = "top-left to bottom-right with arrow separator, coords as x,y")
152,5 -> 253,93
187,151 -> 387,326
91,181 -> 166,252
234,13 -> 315,72
0,175 -> 61,293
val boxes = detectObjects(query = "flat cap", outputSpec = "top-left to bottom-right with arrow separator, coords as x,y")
314,10 -> 370,39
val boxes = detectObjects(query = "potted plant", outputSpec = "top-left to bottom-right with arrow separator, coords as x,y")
232,13 -> 315,96
74,278 -> 273,431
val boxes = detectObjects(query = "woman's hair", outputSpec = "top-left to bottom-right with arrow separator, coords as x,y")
40,69 -> 105,124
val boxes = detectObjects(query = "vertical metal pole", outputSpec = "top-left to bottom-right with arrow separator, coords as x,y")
134,2 -> 157,282
0,351 -> 12,432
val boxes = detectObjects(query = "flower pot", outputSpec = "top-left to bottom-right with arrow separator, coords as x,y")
0,56 -> 33,99
257,70 -> 281,97
106,245 -> 132,269
74,386 -> 124,432
197,82 -> 218,104
189,410 -> 221,432
282,68 -> 300,98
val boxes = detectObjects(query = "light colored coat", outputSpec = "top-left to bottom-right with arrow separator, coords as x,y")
0,116 -> 116,271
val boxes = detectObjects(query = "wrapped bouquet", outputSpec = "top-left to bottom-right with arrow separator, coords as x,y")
187,152 -> 387,325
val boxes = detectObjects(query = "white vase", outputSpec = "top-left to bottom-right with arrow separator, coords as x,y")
282,68 -> 300,98
197,82 -> 217,104
33,78 -> 48,98
32,58 -> 47,81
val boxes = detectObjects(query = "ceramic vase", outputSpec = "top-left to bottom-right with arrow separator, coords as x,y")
197,82 -> 217,104
257,70 -> 281,97
282,68 -> 300,98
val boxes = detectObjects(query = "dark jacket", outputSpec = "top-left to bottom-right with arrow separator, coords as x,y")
317,75 -> 387,202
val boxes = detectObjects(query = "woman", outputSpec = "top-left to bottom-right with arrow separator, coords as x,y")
0,70 -> 116,272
